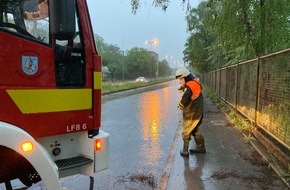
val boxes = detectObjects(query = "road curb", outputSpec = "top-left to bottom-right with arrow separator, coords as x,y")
157,121 -> 182,190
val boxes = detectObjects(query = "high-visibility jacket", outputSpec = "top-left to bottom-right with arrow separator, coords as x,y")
186,80 -> 202,100
178,79 -> 202,109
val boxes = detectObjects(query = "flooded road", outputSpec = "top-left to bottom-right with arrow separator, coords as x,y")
91,81 -> 182,189
2,80 -> 288,190
47,80 -> 183,190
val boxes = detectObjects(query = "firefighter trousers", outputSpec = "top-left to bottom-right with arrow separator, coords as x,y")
182,115 -> 205,148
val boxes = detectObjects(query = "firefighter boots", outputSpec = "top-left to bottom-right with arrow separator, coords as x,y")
189,131 -> 206,154
180,139 -> 190,157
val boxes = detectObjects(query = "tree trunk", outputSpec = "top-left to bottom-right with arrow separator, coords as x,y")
239,1 -> 257,56
259,0 -> 265,55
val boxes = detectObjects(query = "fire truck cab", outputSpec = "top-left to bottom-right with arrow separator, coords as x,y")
0,0 -> 109,189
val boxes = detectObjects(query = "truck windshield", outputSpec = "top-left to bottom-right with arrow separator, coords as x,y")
0,0 -> 49,43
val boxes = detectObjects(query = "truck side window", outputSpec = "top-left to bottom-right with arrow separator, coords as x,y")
55,11 -> 85,87
0,0 -> 49,43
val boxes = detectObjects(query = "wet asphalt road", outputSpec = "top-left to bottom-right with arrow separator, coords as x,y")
90,81 -> 184,190
3,80 -> 288,190
60,80 -> 288,190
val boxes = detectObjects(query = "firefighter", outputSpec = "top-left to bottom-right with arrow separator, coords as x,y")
175,67 -> 206,157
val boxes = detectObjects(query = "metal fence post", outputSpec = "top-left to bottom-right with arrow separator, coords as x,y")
235,64 -> 239,109
254,57 -> 261,129
225,67 -> 228,102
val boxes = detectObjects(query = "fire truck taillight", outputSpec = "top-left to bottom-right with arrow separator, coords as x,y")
21,141 -> 33,152
95,139 -> 102,151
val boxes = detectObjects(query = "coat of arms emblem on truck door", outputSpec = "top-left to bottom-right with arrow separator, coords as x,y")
22,56 -> 38,75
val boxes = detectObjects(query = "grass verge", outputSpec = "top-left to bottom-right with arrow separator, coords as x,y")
204,85 -> 290,185
102,77 -> 173,94
203,86 -> 253,140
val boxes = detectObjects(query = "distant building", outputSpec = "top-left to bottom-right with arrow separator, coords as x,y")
102,66 -> 111,81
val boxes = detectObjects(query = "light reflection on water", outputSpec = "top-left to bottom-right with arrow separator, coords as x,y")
138,87 -> 170,167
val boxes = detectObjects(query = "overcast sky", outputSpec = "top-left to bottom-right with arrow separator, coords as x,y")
88,0 -> 201,68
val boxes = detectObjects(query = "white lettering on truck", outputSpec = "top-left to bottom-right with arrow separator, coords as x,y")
67,123 -> 87,132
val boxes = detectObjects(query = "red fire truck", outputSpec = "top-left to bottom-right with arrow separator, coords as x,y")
0,0 -> 109,189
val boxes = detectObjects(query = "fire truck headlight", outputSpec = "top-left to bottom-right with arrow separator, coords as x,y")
21,141 -> 33,152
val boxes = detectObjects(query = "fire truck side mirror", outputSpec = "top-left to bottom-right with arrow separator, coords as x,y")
49,0 -> 76,40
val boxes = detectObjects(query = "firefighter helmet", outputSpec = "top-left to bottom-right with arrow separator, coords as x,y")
175,67 -> 191,79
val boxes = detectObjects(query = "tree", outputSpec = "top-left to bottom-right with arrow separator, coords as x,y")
158,60 -> 171,76
184,0 -> 290,73
183,2 -> 217,73
130,0 -> 290,73
94,34 -> 125,80
258,0 -> 290,54
130,0 -> 192,13
125,47 -> 156,79
206,0 -> 257,59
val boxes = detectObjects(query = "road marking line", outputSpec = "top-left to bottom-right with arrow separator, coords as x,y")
157,121 -> 182,190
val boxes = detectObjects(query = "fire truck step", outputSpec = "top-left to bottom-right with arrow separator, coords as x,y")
55,156 -> 93,171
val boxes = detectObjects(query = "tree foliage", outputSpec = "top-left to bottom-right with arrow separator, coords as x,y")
94,34 -> 171,80
129,0 -> 290,73
183,2 -> 215,73
130,0 -> 194,13
184,0 -> 290,73
158,60 -> 171,76
94,34 -> 125,80
131,0 -> 171,13
125,47 -> 157,79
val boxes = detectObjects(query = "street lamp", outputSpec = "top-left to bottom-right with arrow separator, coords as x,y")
120,51 -> 125,81
145,39 -> 158,81
165,55 -> 173,67
145,39 -> 158,50
173,60 -> 183,68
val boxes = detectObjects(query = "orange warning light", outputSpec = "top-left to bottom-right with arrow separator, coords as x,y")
21,141 -> 33,152
96,139 -> 101,151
